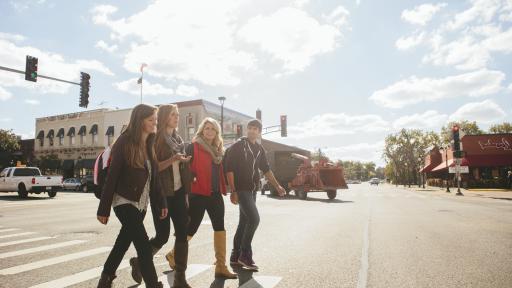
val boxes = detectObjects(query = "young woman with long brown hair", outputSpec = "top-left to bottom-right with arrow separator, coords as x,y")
96,104 -> 167,288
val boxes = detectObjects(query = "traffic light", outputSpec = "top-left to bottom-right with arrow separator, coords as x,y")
25,55 -> 38,82
79,72 -> 90,108
452,125 -> 461,151
236,124 -> 243,139
280,115 -> 287,137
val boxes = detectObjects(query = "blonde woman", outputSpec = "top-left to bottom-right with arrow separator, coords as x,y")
179,117 -> 237,279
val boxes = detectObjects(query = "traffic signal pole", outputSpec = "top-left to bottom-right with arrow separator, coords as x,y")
0,65 -> 80,86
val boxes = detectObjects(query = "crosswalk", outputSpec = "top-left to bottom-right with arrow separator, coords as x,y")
0,225 -> 283,288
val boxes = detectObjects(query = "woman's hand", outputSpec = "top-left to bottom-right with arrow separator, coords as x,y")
97,215 -> 109,225
230,191 -> 238,205
171,153 -> 192,163
160,208 -> 168,219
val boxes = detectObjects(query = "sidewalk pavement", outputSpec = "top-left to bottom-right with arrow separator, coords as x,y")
393,184 -> 512,201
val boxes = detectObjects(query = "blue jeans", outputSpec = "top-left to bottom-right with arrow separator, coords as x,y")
233,191 -> 260,252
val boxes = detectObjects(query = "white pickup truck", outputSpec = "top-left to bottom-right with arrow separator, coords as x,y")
0,167 -> 63,198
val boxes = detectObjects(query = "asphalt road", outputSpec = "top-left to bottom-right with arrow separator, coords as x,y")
0,183 -> 511,288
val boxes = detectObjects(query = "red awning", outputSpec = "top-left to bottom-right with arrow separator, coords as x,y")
465,155 -> 512,167
431,159 -> 454,171
420,162 -> 437,173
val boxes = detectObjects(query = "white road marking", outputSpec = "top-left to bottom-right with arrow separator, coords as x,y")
0,228 -> 21,233
357,210 -> 370,288
239,276 -> 282,288
0,236 -> 54,247
29,260 -> 129,288
0,232 -> 36,239
0,247 -> 111,275
144,264 -> 212,288
201,220 -> 212,225
0,240 -> 86,259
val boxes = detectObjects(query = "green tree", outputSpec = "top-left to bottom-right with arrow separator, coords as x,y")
489,122 -> 512,134
440,121 -> 483,144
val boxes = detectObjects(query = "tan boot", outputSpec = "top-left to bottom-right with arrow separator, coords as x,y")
214,231 -> 237,279
166,236 -> 192,271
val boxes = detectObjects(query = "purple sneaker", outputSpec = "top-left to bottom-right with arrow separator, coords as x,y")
238,250 -> 258,271
230,249 -> 241,266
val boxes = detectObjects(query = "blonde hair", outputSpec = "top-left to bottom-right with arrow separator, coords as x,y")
194,117 -> 224,153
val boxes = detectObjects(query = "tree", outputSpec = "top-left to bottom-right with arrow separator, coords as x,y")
489,122 -> 512,134
440,121 -> 483,144
0,129 -> 20,169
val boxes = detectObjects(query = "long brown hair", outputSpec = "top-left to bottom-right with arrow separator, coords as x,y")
155,104 -> 178,156
122,104 -> 158,168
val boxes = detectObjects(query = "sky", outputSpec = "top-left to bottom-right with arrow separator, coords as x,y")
0,0 -> 511,166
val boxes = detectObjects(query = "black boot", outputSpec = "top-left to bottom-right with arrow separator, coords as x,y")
97,272 -> 116,288
130,245 -> 161,284
172,241 -> 192,288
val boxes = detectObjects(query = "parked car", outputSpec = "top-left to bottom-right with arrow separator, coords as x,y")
0,166 -> 62,198
370,178 -> 380,185
80,175 -> 95,193
62,178 -> 81,191
347,179 -> 361,184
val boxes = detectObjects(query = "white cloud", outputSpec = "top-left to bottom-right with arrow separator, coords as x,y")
24,99 -> 40,105
95,40 -> 118,53
114,78 -> 173,96
446,0 -> 501,31
239,7 -> 344,74
449,99 -> 507,124
0,32 -> 25,42
0,117 -> 12,122
0,37 -> 114,95
91,0 -> 256,86
175,84 -> 199,97
288,113 -> 389,139
323,141 -> 384,163
323,6 -> 350,28
401,3 -> 447,26
370,69 -> 505,108
396,31 -> 425,50
0,86 -> 12,101
392,110 -> 448,130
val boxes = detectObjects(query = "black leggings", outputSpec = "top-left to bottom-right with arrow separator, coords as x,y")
188,192 -> 225,236
150,187 -> 189,248
103,204 -> 159,286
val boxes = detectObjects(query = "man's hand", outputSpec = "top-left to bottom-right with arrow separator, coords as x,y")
276,185 -> 286,197
97,216 -> 109,225
160,208 -> 168,219
230,192 -> 239,205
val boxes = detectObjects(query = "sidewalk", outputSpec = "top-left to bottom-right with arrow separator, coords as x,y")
394,184 -> 512,201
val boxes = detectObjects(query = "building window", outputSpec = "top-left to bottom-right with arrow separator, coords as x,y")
90,124 -> 98,145
57,128 -> 65,146
47,129 -> 55,147
106,126 -> 115,146
36,130 -> 44,147
188,127 -> 195,141
67,127 -> 76,146
78,125 -> 86,145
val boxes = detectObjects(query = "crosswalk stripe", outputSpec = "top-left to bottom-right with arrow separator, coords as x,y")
239,276 -> 282,288
0,236 -> 54,247
0,240 -> 87,259
0,228 -> 21,233
0,247 -> 111,275
28,259 -> 129,288
0,232 -> 36,239
142,264 -> 212,288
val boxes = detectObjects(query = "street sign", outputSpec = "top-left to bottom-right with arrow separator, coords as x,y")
449,166 -> 469,174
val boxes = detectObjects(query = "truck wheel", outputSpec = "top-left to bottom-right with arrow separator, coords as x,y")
48,189 -> 57,198
327,190 -> 337,200
297,189 -> 307,200
18,184 -> 28,198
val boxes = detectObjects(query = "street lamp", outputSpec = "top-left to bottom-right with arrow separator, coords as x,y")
218,96 -> 226,135
444,146 -> 450,193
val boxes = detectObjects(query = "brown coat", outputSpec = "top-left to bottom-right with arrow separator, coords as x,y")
155,133 -> 191,197
97,133 -> 167,217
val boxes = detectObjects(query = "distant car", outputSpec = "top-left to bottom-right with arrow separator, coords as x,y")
0,166 -> 62,198
370,178 -> 380,185
63,178 -> 81,191
80,175 -> 95,193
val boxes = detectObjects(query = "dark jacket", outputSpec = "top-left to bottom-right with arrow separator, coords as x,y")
155,133 -> 191,197
97,133 -> 167,217
224,137 -> 270,192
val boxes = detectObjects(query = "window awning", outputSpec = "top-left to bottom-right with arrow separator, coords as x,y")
62,159 -> 75,170
89,124 -> 98,135
67,127 -> 76,137
105,126 -> 114,136
420,162 -> 438,173
431,159 -> 454,172
56,128 -> 65,138
464,155 -> 512,167
46,129 -> 54,138
78,125 -> 87,135
36,130 -> 44,139
77,159 -> 95,169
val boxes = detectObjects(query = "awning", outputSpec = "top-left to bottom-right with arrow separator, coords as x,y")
77,159 -> 95,169
431,159 -> 454,172
105,126 -> 114,136
78,125 -> 87,135
56,128 -> 65,138
67,127 -> 76,137
62,159 -> 75,170
464,155 -> 512,167
36,130 -> 44,139
43,159 -> 61,169
419,162 -> 438,173
89,124 -> 98,135
46,129 -> 54,138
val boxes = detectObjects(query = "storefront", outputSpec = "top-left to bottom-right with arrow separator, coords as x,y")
423,134 -> 512,188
